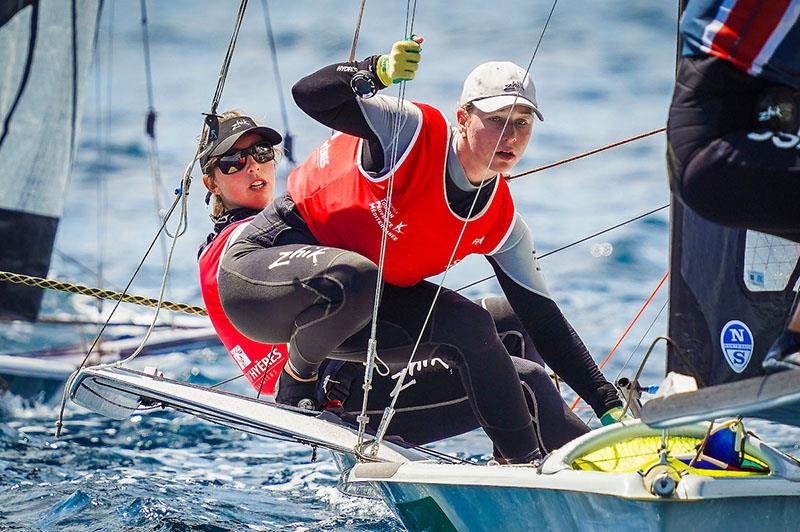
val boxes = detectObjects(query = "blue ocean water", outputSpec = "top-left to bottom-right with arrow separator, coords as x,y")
3,1 -> 800,530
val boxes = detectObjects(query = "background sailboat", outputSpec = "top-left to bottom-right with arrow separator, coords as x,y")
0,0 -> 218,401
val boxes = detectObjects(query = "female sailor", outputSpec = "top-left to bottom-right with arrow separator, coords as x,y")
197,111 -> 289,395
212,39 -> 623,462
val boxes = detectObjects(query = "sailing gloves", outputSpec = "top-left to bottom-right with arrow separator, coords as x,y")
376,36 -> 423,86
600,406 -> 634,426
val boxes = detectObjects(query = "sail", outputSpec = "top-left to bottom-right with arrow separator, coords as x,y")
667,202 -> 800,386
0,0 -> 101,320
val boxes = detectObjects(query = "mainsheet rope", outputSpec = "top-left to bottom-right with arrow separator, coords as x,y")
364,0 -> 561,457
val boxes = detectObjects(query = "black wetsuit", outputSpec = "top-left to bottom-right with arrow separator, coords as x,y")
668,60 -> 800,243
217,56 -> 619,461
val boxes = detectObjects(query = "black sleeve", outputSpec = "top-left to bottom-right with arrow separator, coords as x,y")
291,56 -> 386,142
487,256 -> 622,416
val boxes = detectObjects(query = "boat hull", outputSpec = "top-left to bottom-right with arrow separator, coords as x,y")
342,422 -> 800,531
375,482 -> 800,532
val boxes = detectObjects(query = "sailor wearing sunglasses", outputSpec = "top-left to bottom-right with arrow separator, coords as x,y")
201,113 -> 282,218
198,111 -> 289,397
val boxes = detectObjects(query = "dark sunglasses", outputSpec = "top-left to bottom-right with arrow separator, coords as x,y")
215,142 -> 276,175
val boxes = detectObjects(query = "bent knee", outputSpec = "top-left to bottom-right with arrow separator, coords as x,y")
434,295 -> 498,347
324,250 -> 379,317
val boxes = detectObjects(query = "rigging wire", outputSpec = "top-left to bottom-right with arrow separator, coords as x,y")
56,0 -> 252,437
456,203 -> 670,293
366,0 -> 561,456
260,0 -> 295,163
93,0 -> 114,314
54,248 -> 123,292
348,0 -> 368,62
139,0 -> 171,269
582,297 -> 669,426
356,0 -> 419,451
570,270 -> 670,412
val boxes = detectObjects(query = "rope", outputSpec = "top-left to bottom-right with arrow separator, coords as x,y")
140,0 -> 170,263
456,203 -> 670,293
348,0 -> 368,62
367,0 -> 560,456
356,0 -> 419,452
583,297 -> 668,426
570,271 -> 669,412
508,127 -> 666,181
260,0 -> 295,163
0,270 -> 207,316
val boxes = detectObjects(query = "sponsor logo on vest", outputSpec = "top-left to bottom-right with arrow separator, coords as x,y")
369,199 -> 406,241
230,345 -> 251,370
268,246 -> 327,269
472,236 -> 485,246
720,320 -> 753,373
318,140 -> 330,168
245,345 -> 285,382
230,118 -> 251,131
336,65 -> 358,73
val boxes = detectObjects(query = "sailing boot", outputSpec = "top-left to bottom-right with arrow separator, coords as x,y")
275,367 -> 319,410
762,329 -> 800,373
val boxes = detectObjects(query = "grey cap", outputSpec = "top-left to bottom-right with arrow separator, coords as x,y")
459,61 -> 543,120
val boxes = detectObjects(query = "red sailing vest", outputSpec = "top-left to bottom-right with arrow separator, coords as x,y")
287,103 -> 516,287
198,219 -> 288,394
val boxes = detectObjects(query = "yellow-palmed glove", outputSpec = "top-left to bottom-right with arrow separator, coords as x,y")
600,406 -> 634,426
376,36 -> 423,86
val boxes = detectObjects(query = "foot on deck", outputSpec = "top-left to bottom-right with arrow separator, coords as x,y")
275,369 -> 319,410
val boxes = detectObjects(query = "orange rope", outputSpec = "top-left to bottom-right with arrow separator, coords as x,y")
570,270 -> 670,411
508,127 -> 666,181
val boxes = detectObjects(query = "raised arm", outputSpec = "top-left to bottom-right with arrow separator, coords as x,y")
291,38 -> 424,175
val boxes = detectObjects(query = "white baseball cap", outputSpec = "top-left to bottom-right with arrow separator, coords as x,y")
459,61 -> 544,121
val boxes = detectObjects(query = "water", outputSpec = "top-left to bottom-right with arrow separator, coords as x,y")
3,1 -> 799,530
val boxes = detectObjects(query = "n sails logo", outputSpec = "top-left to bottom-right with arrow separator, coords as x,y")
720,320 -> 754,373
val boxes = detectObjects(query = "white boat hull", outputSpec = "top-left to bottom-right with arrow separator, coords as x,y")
343,422 -> 800,531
